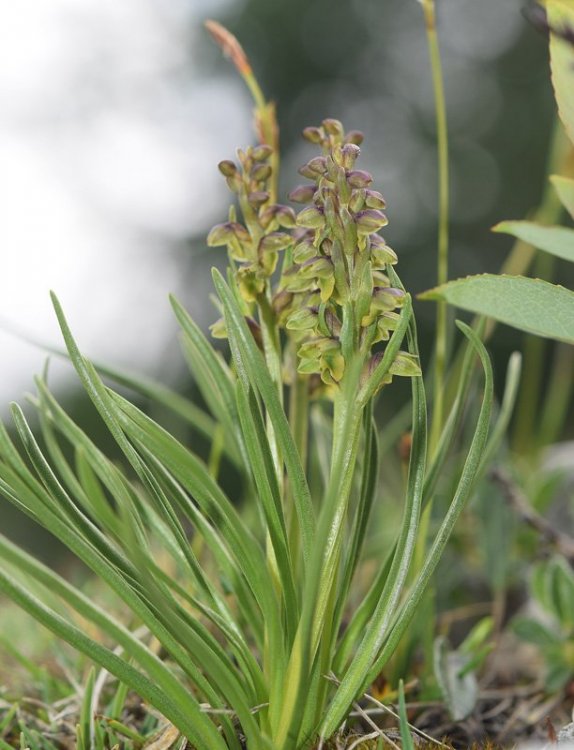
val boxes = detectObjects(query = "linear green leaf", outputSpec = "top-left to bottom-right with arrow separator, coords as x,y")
0,559 -> 226,749
420,274 -> 574,345
363,321 -> 493,691
493,221 -> 574,263
212,269 -> 315,564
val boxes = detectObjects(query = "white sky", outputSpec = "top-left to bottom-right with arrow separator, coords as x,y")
0,0 -> 250,411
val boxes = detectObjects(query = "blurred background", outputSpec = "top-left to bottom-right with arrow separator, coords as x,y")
0,0 -> 564,402
1,0 -> 572,553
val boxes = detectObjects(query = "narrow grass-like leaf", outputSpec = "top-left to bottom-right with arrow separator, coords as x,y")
0,563 -> 227,749
363,321 -> 493,691
170,294 -> 245,468
212,268 -> 315,565
420,274 -> 574,344
398,680 -> 415,750
332,403 -> 378,637
77,667 -> 96,750
320,318 -> 427,739
235,381 -> 299,643
492,221 -> 574,263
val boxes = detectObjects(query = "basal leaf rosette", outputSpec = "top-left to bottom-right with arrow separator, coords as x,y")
279,119 -> 419,390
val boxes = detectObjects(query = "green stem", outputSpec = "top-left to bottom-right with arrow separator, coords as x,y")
423,0 -> 450,455
287,367 -> 309,578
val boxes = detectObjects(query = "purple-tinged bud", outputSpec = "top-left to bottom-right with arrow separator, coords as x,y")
324,309 -> 342,336
297,206 -> 325,229
341,144 -> 361,169
207,221 -> 250,247
349,188 -> 366,213
218,160 -> 238,177
365,190 -> 386,210
355,209 -> 388,235
272,289 -> 294,317
371,240 -> 398,268
372,286 -> 406,311
298,157 -> 328,180
247,191 -> 270,208
347,170 -> 373,189
344,130 -> 364,146
298,163 -> 320,180
251,144 -> 273,162
275,205 -> 297,228
251,163 -> 272,182
322,118 -> 344,138
293,239 -> 316,263
308,156 -> 328,174
289,185 -> 316,203
302,126 -> 323,144
259,232 -> 293,253
299,256 -> 333,279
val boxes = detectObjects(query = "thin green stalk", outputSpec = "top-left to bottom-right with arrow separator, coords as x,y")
422,0 -> 450,454
538,343 -> 574,447
287,368 -> 310,579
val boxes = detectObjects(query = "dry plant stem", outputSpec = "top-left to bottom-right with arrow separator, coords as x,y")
489,466 -> 574,562
421,0 -> 450,456
204,20 -> 280,202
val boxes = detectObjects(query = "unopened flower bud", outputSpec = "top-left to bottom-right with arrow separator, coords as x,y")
349,189 -> 366,213
372,286 -> 405,311
286,307 -> 319,331
341,144 -> 361,169
297,206 -> 325,229
272,289 -> 293,316
251,163 -> 272,182
218,160 -> 238,177
355,209 -> 388,235
299,256 -> 333,280
275,205 -> 297,228
365,190 -> 386,210
322,118 -> 344,138
289,185 -> 316,203
251,144 -> 273,162
347,170 -> 373,189
371,240 -> 398,268
207,221 -> 250,247
259,232 -> 292,253
293,240 -> 316,263
298,157 -> 327,180
247,191 -> 270,208
302,126 -> 323,144
344,130 -> 364,146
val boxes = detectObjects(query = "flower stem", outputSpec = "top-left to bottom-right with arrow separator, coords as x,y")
422,0 -> 450,455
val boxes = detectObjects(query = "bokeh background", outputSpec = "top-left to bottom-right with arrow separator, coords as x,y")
0,0 -> 571,554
